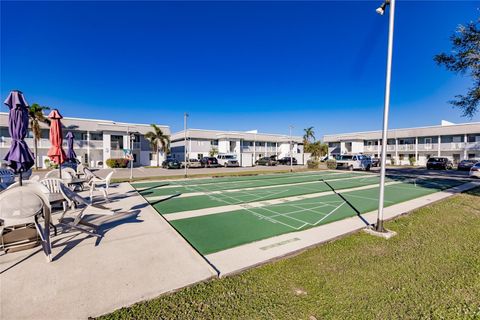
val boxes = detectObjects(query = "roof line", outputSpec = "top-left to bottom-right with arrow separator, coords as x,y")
323,121 -> 480,137
0,112 -> 169,128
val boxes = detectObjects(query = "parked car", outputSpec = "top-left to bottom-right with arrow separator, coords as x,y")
181,158 -> 202,168
457,159 -> 478,171
370,157 -> 380,167
256,157 -> 278,166
217,154 -> 240,167
277,157 -> 297,165
162,158 -> 181,169
200,157 -> 220,168
469,162 -> 480,178
335,154 -> 371,171
426,157 -> 453,170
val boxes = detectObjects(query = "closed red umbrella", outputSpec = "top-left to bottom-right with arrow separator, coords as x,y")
47,109 -> 67,165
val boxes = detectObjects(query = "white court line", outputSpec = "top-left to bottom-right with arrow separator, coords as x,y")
343,193 -> 395,204
254,200 -> 347,230
145,174 -> 379,201
137,171 -> 350,191
164,181 -> 403,221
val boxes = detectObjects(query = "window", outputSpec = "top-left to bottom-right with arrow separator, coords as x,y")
468,154 -> 476,159
399,154 -> 404,161
197,153 -> 203,159
90,132 -> 103,140
211,140 -> 218,146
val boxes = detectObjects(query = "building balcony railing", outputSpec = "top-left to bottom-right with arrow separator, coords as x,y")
440,142 -> 465,151
0,137 -> 104,149
465,142 -> 480,150
364,145 -> 379,152
396,144 -> 415,151
417,143 -> 437,151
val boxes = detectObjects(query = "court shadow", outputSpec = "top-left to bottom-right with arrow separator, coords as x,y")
149,193 -> 181,206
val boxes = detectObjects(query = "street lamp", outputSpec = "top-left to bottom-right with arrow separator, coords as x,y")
184,112 -> 189,178
289,125 -> 294,172
375,0 -> 396,233
129,132 -> 136,180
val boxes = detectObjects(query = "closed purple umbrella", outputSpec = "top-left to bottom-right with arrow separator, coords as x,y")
3,90 -> 35,174
66,131 -> 77,161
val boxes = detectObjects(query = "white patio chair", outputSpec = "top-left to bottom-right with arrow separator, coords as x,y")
83,167 -> 99,184
61,167 -> 77,179
0,185 -> 53,261
45,169 -> 73,183
7,180 -> 50,192
77,163 -> 85,176
59,183 -> 115,238
0,168 -> 15,189
89,171 -> 114,203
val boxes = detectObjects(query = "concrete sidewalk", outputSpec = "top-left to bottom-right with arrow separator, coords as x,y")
0,183 -> 217,319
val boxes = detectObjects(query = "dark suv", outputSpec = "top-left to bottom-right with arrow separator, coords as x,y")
162,158 -> 181,169
200,157 -> 219,168
426,157 -> 453,170
256,157 -> 278,166
277,157 -> 297,165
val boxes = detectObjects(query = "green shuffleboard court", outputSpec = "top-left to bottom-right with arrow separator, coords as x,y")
134,171 -> 465,255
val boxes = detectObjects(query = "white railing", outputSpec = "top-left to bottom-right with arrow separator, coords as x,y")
397,144 -> 415,151
417,143 -> 437,151
0,137 -> 105,149
440,142 -> 465,151
386,145 -> 395,151
364,145 -> 378,152
465,142 -> 480,150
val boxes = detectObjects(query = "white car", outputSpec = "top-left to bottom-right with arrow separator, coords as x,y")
335,154 -> 372,171
469,162 -> 480,178
217,154 -> 240,167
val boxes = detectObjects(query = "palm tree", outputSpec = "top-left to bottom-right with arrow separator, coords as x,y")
309,141 -> 329,160
145,124 -> 170,167
303,126 -> 315,145
28,103 -> 50,169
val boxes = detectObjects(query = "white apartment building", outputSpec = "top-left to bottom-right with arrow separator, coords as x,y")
0,112 -> 170,168
170,129 -> 304,167
324,120 -> 480,166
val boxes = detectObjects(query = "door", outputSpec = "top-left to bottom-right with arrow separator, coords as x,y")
453,154 -> 460,165
425,138 -> 432,150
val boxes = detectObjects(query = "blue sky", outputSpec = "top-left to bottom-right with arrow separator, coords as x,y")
1,1 -> 478,138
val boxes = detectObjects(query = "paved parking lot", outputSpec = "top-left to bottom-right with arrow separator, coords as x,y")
374,167 -> 472,179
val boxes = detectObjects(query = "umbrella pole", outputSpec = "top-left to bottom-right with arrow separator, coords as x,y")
58,155 -> 62,179
19,168 -> 23,186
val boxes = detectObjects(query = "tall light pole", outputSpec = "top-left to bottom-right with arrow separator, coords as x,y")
375,0 -> 395,233
184,112 -> 189,178
289,125 -> 294,172
129,132 -> 135,180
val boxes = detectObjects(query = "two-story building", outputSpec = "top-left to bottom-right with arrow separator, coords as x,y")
324,120 -> 480,166
170,129 -> 304,167
0,112 -> 170,168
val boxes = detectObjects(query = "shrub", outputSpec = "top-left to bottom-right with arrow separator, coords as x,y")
106,158 -> 130,168
307,159 -> 320,169
409,156 -> 416,166
326,159 -> 337,170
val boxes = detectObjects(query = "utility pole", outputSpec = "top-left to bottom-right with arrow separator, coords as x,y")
375,0 -> 396,233
289,125 -> 294,172
184,112 -> 189,178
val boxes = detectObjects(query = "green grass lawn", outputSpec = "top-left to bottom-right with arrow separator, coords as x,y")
99,188 -> 480,320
